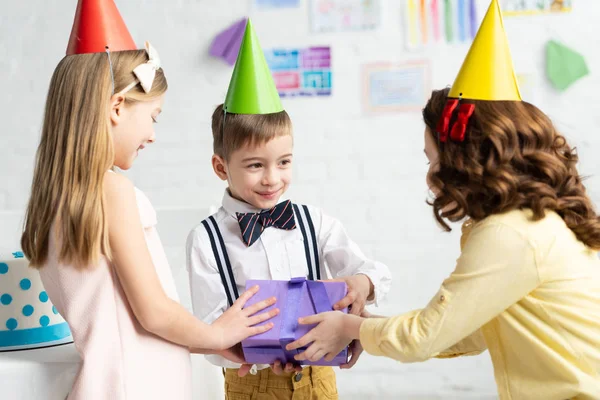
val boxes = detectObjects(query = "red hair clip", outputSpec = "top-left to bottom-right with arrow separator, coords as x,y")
449,104 -> 475,142
436,99 -> 459,143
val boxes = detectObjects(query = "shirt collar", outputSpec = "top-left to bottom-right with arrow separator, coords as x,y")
221,189 -> 290,218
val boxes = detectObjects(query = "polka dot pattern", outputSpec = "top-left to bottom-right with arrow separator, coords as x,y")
39,291 -> 49,303
0,294 -> 12,306
0,263 -> 8,274
22,305 -> 34,317
39,316 -> 50,327
19,279 -> 31,290
5,318 -> 17,331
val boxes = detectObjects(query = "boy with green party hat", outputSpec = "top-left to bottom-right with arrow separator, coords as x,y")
186,19 -> 391,398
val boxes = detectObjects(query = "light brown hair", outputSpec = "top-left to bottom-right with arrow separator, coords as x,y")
211,104 -> 292,160
422,87 -> 600,249
22,50 -> 167,268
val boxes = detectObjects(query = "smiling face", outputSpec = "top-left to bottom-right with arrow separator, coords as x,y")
110,94 -> 164,170
212,134 -> 294,209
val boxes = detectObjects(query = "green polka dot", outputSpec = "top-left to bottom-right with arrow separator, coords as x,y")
0,294 -> 12,306
20,279 -> 31,290
6,318 -> 17,331
39,291 -> 48,303
22,305 -> 34,317
52,306 -> 58,315
39,315 -> 50,327
0,263 -> 8,274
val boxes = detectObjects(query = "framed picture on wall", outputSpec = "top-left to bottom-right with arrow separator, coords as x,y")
265,47 -> 332,97
501,0 -> 572,16
362,61 -> 431,114
310,0 -> 381,32
253,0 -> 300,10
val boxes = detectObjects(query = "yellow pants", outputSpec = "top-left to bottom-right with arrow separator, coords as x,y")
224,366 -> 338,400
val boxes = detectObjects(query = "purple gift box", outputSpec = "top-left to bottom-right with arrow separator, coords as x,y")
241,277 -> 349,366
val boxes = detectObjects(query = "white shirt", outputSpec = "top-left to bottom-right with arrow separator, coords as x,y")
186,190 -> 392,368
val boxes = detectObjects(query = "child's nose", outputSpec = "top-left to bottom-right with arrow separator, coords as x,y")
262,168 -> 278,185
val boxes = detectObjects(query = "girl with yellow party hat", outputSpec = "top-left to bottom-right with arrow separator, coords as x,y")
284,1 -> 600,398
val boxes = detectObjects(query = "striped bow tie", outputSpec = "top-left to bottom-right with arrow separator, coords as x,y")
236,200 -> 296,247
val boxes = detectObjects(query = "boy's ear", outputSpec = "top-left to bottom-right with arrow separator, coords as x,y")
212,154 -> 228,181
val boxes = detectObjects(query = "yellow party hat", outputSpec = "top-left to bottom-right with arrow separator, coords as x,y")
448,0 -> 521,101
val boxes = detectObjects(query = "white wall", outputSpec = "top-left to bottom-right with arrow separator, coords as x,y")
2,0 -> 600,398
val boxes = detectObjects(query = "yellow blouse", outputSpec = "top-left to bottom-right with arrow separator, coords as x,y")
360,210 -> 600,399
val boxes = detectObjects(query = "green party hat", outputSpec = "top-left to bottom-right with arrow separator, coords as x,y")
223,19 -> 283,114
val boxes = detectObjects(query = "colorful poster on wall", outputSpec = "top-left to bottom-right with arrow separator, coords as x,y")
264,47 -> 332,97
310,0 -> 381,33
253,0 -> 300,9
404,0 -> 480,49
501,0 -> 572,16
363,61 -> 431,113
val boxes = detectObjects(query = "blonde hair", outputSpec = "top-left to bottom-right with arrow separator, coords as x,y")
211,104 -> 292,160
22,50 -> 167,268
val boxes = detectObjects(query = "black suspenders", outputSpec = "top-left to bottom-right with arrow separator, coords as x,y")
201,216 -> 239,307
202,204 -> 319,307
292,204 -> 321,281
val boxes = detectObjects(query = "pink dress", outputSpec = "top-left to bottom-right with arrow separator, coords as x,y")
40,188 -> 192,399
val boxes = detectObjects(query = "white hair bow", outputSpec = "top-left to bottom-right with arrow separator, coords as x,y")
134,41 -> 161,93
119,41 -> 161,94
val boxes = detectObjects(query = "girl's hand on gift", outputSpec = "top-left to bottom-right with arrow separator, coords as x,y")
285,311 -> 363,363
270,360 -> 303,375
324,274 -> 373,315
340,340 -> 364,369
213,285 -> 279,350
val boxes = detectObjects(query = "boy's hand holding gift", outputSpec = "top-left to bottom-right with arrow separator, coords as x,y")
340,340 -> 364,369
326,274 -> 374,315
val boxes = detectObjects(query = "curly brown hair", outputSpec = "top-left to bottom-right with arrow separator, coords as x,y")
422,87 -> 600,249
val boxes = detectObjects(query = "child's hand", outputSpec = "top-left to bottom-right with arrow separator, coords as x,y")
270,360 -> 302,375
213,285 -> 279,350
340,340 -> 363,369
285,311 -> 363,363
216,344 -> 257,378
237,363 -> 254,377
324,274 -> 374,315
219,344 -> 246,364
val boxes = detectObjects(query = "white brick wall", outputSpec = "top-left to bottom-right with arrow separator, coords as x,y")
3,0 -> 600,398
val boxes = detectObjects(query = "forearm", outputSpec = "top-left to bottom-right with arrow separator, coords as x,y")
361,309 -> 386,319
143,297 -> 223,350
343,314 -> 365,341
190,347 -> 218,355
